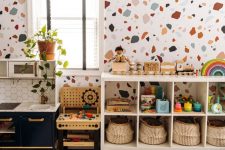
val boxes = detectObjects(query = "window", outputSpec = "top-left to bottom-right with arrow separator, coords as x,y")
29,0 -> 99,69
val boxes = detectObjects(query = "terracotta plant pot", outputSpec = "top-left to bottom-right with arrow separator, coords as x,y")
38,40 -> 56,60
41,95 -> 48,104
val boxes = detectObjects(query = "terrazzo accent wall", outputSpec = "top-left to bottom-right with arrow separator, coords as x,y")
104,0 -> 225,72
0,0 -> 27,59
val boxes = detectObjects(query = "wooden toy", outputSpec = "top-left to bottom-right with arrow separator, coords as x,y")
160,62 -> 176,75
141,95 -> 156,112
136,62 -> 143,75
174,102 -> 182,112
144,62 -> 160,75
129,62 -> 135,75
184,102 -> 192,112
110,46 -> 130,75
156,99 -> 170,113
106,98 -> 132,112
211,96 -> 223,114
201,59 -> 225,76
57,87 -> 101,150
208,96 -> 213,112
176,60 -> 194,75
193,102 -> 202,112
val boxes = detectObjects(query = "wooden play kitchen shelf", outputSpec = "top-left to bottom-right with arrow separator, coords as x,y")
101,73 -> 225,150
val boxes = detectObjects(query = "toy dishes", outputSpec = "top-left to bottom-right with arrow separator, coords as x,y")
211,96 -> 223,114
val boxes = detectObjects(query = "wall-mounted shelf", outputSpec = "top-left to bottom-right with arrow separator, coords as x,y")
101,73 -> 225,150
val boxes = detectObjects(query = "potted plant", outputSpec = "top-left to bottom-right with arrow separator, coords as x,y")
23,25 -> 69,104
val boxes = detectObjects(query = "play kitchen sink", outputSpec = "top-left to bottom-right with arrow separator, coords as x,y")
0,103 -> 21,110
29,104 -> 51,110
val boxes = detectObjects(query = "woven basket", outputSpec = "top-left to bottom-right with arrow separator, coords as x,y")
139,118 -> 167,145
173,118 -> 200,146
106,117 -> 134,144
207,120 -> 225,147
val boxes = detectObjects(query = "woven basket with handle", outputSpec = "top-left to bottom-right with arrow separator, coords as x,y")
139,118 -> 167,145
173,118 -> 200,146
106,117 -> 134,144
207,119 -> 225,147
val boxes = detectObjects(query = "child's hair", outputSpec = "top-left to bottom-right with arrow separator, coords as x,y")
115,46 -> 124,51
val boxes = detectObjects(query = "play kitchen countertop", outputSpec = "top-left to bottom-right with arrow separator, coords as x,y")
0,102 -> 60,112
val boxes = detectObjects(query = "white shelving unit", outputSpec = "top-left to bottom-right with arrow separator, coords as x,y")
101,73 -> 225,150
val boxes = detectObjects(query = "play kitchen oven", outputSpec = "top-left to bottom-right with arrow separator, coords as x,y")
8,61 -> 38,78
0,116 -> 19,146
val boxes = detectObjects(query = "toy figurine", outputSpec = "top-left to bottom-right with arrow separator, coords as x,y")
110,46 -> 130,75
110,46 -> 130,63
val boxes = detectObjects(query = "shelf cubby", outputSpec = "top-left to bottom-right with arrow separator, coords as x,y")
139,82 -> 173,115
138,116 -> 172,149
105,81 -> 138,114
173,82 -> 208,114
104,115 -> 137,149
172,116 -> 207,147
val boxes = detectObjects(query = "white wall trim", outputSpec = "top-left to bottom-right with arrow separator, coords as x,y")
99,0 -> 105,72
26,0 -> 34,37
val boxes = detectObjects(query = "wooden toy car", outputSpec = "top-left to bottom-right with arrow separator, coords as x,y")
176,60 -> 194,75
160,62 -> 176,75
144,62 -> 160,75
112,62 -> 127,75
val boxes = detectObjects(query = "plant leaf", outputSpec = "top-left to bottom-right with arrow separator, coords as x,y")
55,71 -> 63,77
39,65 -> 44,70
41,25 -> 46,34
57,60 -> 62,65
61,48 -> 66,56
51,84 -> 55,90
40,88 -> 45,93
44,63 -> 50,69
46,81 -> 51,87
33,84 -> 40,88
31,89 -> 37,93
63,61 -> 69,68
43,74 -> 47,79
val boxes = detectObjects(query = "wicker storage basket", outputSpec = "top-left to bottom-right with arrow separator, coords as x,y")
207,120 -> 225,147
106,117 -> 134,144
139,118 -> 167,145
173,118 -> 200,146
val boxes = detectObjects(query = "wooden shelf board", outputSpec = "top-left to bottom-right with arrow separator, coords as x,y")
205,144 -> 225,149
105,111 -> 137,116
101,72 -> 225,82
139,111 -> 171,116
207,111 -> 225,116
173,111 -> 206,116
138,142 -> 170,148
172,143 -> 204,148
104,140 -> 136,148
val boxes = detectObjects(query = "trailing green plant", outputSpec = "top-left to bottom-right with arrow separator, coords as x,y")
23,25 -> 69,98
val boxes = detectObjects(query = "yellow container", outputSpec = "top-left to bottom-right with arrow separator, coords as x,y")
184,102 -> 192,112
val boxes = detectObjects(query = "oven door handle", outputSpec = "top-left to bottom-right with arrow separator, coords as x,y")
28,118 -> 45,122
0,118 -> 13,122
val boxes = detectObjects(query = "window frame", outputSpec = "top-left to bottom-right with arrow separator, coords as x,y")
26,0 -> 104,75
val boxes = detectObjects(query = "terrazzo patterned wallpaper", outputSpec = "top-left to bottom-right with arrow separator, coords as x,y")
0,0 -> 27,59
104,0 -> 225,72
